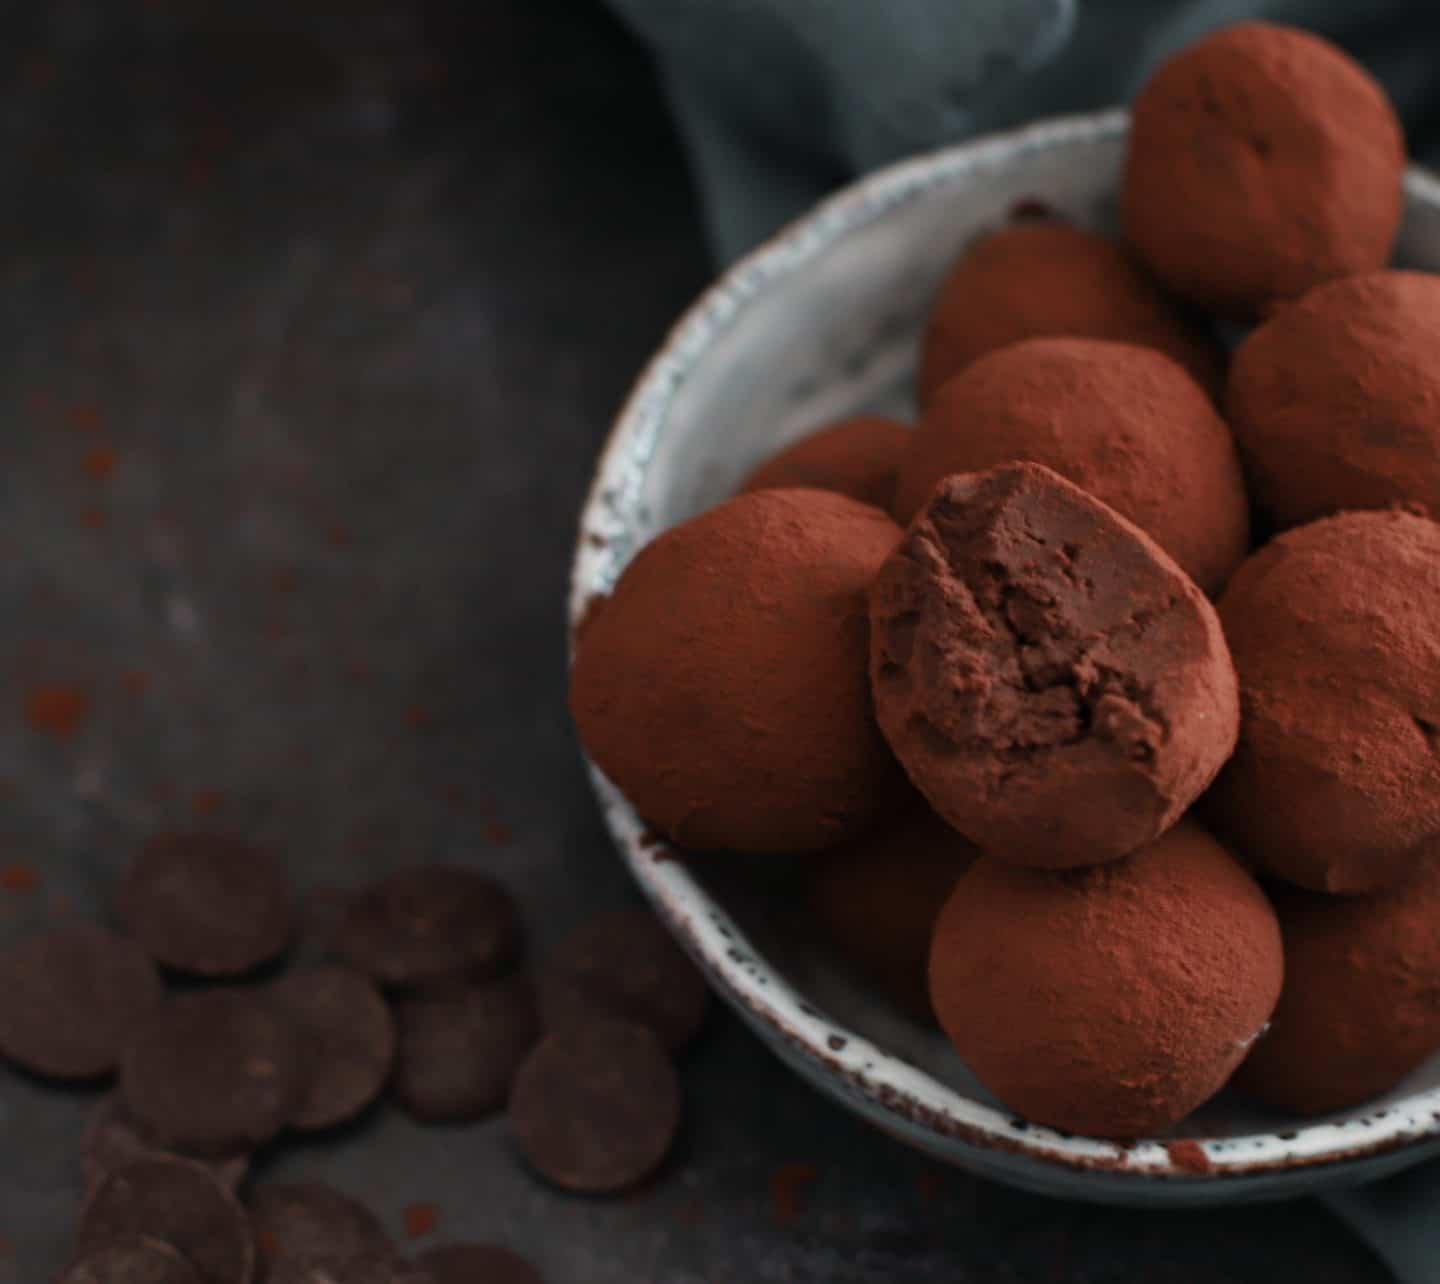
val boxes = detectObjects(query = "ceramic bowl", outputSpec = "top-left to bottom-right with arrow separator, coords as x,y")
568,108 -> 1440,1207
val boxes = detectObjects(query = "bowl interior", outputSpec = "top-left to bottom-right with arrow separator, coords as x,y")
571,109 -> 1440,1202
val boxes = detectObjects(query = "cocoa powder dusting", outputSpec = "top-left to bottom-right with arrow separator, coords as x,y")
1123,22 -> 1404,314
570,488 -> 906,853
897,337 -> 1249,594
918,220 -> 1222,404
929,822 -> 1283,1138
870,464 -> 1238,868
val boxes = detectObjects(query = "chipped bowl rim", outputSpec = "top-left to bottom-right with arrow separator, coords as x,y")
568,107 -> 1440,1204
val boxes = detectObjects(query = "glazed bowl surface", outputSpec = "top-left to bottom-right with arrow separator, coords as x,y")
569,108 -> 1440,1206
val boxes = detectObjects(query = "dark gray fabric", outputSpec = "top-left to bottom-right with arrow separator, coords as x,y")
605,0 -> 1440,262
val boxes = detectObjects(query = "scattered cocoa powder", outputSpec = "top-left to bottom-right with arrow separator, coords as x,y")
24,684 -> 91,738
769,1162 -> 819,1224
81,447 -> 117,482
0,865 -> 39,893
403,1203 -> 438,1239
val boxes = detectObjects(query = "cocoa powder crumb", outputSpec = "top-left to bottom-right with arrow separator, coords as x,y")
404,1203 -> 438,1239
770,1162 -> 819,1224
1166,1139 -> 1212,1173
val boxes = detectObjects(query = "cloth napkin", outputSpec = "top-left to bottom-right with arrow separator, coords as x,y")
604,0 -> 1440,264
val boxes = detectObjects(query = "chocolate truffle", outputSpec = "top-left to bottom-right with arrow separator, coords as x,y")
740,416 -> 910,512
870,463 -> 1239,868
1236,864 -> 1440,1115
929,822 -> 1283,1138
570,488 -> 905,853
1123,22 -> 1405,315
803,806 -> 977,1016
918,221 -> 1221,404
895,338 -> 1249,595
1227,271 -> 1440,529
1205,509 -> 1440,893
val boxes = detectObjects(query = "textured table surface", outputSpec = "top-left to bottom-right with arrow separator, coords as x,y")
0,1 -> 1393,1280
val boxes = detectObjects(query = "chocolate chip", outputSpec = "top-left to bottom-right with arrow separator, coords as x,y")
248,1181 -> 392,1276
268,967 -> 395,1132
392,975 -> 539,1122
83,1094 -> 249,1195
117,833 -> 294,977
60,1236 -> 202,1284
334,866 -> 521,991
78,1158 -> 255,1284
509,1019 -> 680,1194
538,910 -> 707,1052
417,1243 -> 542,1284
0,924 -> 162,1079
121,991 -> 302,1157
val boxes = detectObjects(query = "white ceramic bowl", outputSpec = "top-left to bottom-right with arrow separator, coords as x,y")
569,108 -> 1440,1206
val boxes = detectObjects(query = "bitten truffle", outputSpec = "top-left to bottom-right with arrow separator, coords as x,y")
571,488 -> 905,852
740,416 -> 910,513
804,805 -> 978,1017
929,822 -> 1283,1138
1236,864 -> 1440,1115
895,338 -> 1249,595
1205,509 -> 1440,893
917,221 -> 1221,404
870,463 -> 1239,868
1227,271 -> 1440,529
1122,22 -> 1405,315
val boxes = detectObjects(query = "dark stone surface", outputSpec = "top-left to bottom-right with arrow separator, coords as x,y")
0,0 -> 1391,1279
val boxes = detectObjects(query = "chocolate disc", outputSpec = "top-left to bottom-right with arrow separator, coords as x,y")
393,975 -> 539,1122
117,832 -> 294,977
0,924 -> 162,1079
249,1181 -> 392,1272
83,1093 -> 249,1195
268,967 -> 396,1131
60,1236 -> 202,1284
78,1158 -> 255,1284
508,1019 -> 680,1194
334,866 -> 521,990
417,1244 -> 542,1284
121,991 -> 302,1157
538,910 -> 707,1052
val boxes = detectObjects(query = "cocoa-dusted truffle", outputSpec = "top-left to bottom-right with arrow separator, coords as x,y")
571,488 -> 905,852
929,822 -> 1283,1138
1123,22 -> 1405,315
918,221 -> 1221,404
870,463 -> 1238,869
740,416 -> 910,512
1227,271 -> 1440,529
804,805 -> 977,1016
895,338 -> 1249,595
1236,864 -> 1440,1115
1205,508 -> 1440,893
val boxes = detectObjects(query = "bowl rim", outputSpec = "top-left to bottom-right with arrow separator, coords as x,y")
569,105 -> 1440,1192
